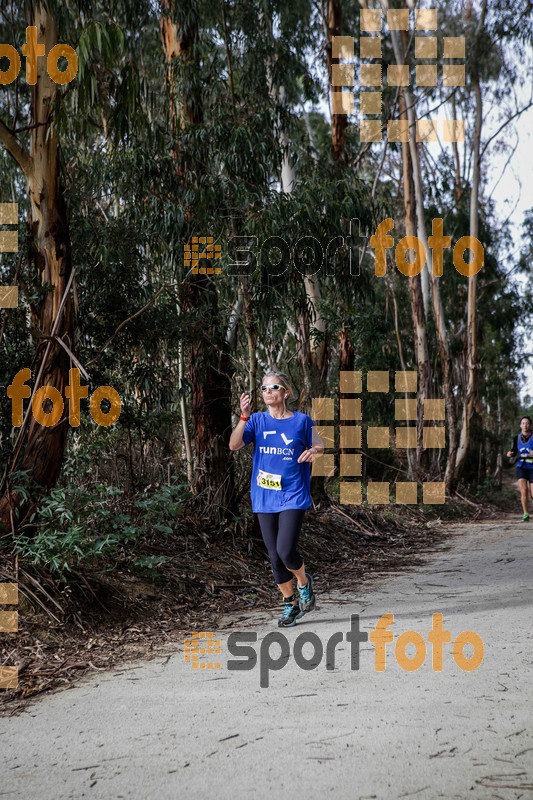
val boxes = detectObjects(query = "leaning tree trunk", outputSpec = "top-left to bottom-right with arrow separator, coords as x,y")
0,5 -> 73,531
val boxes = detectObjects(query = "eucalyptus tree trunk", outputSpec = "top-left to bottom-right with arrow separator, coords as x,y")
326,0 -> 348,160
177,334 -> 193,483
244,286 -> 258,412
326,0 -> 354,376
181,275 -> 235,521
454,4 -> 486,480
261,5 -> 327,389
399,87 -> 431,475
160,1 -> 235,521
384,6 -> 458,491
0,5 -> 73,531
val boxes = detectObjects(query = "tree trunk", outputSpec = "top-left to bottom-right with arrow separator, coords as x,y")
399,86 -> 431,475
161,0 -> 235,522
303,274 -> 327,375
386,11 -> 458,491
160,1 -> 200,133
177,333 -> 193,483
263,6 -> 326,403
338,326 -> 354,373
0,6 -> 73,531
455,71 -> 482,479
326,0 -> 348,160
296,312 -> 313,411
181,275 -> 235,522
244,287 -> 258,411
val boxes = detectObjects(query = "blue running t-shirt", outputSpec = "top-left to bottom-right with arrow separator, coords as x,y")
517,431 -> 533,469
242,411 -> 320,513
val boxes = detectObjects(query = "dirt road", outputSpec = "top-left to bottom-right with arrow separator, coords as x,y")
1,515 -> 532,799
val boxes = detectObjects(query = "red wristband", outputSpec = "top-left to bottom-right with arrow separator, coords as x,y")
240,414 -> 250,421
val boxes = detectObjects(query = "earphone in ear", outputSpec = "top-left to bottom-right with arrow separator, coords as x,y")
285,394 -> 288,398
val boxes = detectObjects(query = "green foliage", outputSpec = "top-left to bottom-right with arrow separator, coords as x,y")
1,0 -> 531,547
12,481 -> 190,582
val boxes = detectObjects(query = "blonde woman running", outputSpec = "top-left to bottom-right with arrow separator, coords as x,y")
229,372 -> 324,627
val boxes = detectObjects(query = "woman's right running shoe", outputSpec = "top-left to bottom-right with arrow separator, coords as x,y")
297,573 -> 316,614
278,593 -> 304,627
521,513 -> 530,522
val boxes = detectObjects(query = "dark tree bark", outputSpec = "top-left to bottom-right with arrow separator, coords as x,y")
161,1 -> 235,523
181,275 -> 235,523
326,0 -> 348,160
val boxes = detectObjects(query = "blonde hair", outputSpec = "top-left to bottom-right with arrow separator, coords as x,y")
262,371 -> 293,414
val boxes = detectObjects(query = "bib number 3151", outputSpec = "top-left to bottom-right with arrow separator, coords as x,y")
257,469 -> 282,491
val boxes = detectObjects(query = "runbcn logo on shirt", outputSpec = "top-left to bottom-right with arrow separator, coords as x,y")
259,446 -> 294,456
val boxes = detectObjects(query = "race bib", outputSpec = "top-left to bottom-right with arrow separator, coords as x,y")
257,469 -> 282,491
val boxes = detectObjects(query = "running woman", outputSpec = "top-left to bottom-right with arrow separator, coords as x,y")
229,371 -> 324,627
507,416 -> 533,522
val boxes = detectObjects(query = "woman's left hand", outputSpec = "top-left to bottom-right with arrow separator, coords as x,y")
298,448 -> 316,463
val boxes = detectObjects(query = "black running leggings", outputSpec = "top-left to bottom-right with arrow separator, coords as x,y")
256,509 -> 306,584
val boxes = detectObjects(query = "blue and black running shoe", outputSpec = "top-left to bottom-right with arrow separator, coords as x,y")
297,573 -> 316,614
278,593 -> 304,627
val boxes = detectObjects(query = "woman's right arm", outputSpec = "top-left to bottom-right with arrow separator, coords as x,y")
229,393 -> 252,451
507,435 -> 518,458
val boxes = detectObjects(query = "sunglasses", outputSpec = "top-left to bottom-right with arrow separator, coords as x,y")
261,384 -> 285,392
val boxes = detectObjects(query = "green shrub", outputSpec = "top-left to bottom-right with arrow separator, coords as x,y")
12,479 -> 190,581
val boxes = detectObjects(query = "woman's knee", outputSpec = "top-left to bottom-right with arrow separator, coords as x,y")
267,548 -> 283,567
277,546 -> 302,568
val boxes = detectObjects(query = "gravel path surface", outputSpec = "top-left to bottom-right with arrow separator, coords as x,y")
1,516 -> 532,799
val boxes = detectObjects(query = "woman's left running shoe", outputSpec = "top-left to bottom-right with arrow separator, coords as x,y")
278,593 -> 304,627
521,512 -> 530,522
297,573 -> 316,614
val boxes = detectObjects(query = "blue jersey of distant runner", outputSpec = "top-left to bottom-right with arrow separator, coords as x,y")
517,431 -> 533,469
242,411 -> 318,513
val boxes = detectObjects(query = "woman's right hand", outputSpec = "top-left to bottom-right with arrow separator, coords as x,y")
506,451 -> 513,458
240,393 -> 252,418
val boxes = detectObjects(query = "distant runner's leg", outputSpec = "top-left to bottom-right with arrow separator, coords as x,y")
518,478 -> 529,515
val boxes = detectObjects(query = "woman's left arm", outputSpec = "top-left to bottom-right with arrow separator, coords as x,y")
297,422 -> 325,463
